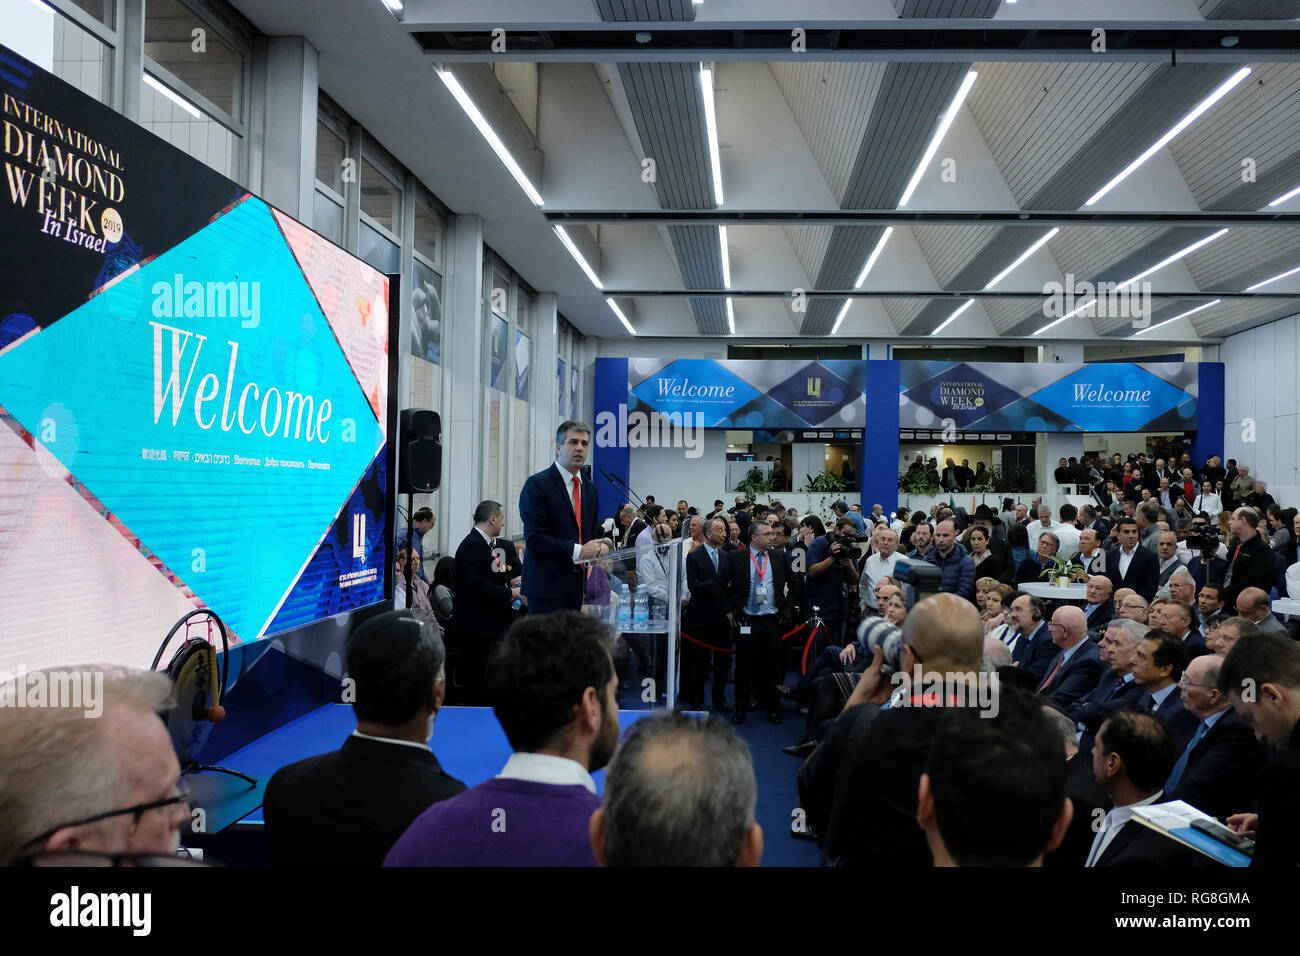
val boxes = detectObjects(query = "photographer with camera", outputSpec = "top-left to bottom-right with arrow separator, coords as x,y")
803,515 -> 865,648
1183,519 -> 1227,594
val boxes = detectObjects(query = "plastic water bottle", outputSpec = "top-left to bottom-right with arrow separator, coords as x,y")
633,588 -> 649,632
617,583 -> 631,630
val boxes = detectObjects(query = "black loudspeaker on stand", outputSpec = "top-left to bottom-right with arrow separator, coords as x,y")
399,409 -> 441,609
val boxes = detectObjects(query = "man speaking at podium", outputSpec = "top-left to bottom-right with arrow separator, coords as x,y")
520,421 -> 610,614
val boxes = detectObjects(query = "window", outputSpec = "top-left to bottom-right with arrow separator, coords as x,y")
414,205 -> 442,269
315,120 -> 346,194
65,0 -> 114,27
52,10 -> 113,105
360,158 -> 401,235
144,0 -> 243,120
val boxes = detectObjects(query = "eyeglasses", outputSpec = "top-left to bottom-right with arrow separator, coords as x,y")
18,779 -> 191,852
16,848 -> 209,867
1178,674 -> 1209,689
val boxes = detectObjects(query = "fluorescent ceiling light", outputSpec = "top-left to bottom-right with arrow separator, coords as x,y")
932,298 -> 974,335
830,299 -> 852,335
854,227 -> 893,287
437,68 -> 543,206
984,228 -> 1059,289
26,0 -> 51,11
1245,265 -> 1300,291
1267,184 -> 1300,207
143,73 -> 201,118
700,65 -> 724,206
553,226 -> 602,289
1034,228 -> 1227,335
1133,299 -> 1219,336
899,69 -> 977,207
380,0 -> 402,11
719,226 -> 731,288
1085,67 -> 1251,206
606,298 -> 637,336
726,298 -> 735,334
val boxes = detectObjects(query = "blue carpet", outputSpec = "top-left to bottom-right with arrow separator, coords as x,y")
222,671 -> 823,866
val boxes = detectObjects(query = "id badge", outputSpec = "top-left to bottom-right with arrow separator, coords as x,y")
756,586 -> 769,603
739,625 -> 752,635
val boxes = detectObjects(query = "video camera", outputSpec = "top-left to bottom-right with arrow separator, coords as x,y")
826,529 -> 870,561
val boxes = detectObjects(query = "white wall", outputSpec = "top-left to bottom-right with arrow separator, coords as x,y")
1223,312 -> 1300,506
627,431 -> 728,511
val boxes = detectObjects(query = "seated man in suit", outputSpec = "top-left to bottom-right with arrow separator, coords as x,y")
1038,606 -> 1104,711
1195,582 -> 1226,633
681,516 -> 733,712
1107,517 -> 1159,601
590,711 -> 762,867
1162,600 -> 1208,659
1132,630 -> 1200,754
519,420 -> 610,615
1070,618 -> 1149,783
1075,529 -> 1107,577
917,686 -> 1072,867
1235,586 -> 1289,638
264,612 -> 466,867
1164,653 -> 1268,822
1081,574 -> 1115,637
1218,633 -> 1300,867
1087,710 -> 1204,867
1009,593 -> 1057,686
386,612 -> 619,867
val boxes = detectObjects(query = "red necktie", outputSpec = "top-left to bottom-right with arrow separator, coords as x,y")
572,475 -> 583,544
1038,655 -> 1065,693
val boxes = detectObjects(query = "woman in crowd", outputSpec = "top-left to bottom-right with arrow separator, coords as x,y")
430,556 -> 455,628
394,547 -> 436,625
988,588 -> 1019,649
1267,505 -> 1295,553
966,525 -> 1001,582
1193,480 -> 1223,519
975,577 -> 1003,634
1121,462 -> 1136,496
1006,522 -> 1030,576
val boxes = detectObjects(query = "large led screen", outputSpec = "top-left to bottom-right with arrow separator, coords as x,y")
0,43 -> 392,673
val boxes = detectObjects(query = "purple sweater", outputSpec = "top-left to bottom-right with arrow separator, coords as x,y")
383,778 -> 600,867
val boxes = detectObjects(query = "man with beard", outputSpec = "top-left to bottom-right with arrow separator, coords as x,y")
386,612 -> 619,866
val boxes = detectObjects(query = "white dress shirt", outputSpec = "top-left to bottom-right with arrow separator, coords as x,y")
859,550 -> 901,610
1054,523 -> 1081,558
1192,493 -> 1222,518
1118,544 -> 1138,578
553,460 -> 585,563
635,526 -> 688,603
497,752 -> 597,795
1085,790 -> 1164,867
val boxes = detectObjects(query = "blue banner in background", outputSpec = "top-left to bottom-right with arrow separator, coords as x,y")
900,361 -> 1199,433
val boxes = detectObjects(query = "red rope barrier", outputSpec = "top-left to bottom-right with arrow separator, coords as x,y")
679,630 -> 735,654
800,622 -> 823,675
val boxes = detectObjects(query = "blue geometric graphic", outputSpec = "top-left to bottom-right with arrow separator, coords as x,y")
0,197 -> 384,641
630,359 -> 760,425
1031,365 -> 1191,432
768,362 -> 858,425
902,363 -> 1024,429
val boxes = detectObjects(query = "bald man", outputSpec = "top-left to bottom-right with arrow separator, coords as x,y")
1235,586 -> 1289,638
798,594 -> 985,867
1037,606 -> 1104,711
1082,575 -> 1115,634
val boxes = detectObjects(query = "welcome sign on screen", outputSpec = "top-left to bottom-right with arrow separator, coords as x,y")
0,43 -> 391,674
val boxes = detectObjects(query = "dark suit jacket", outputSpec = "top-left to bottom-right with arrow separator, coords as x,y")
715,546 -> 802,626
1146,687 -> 1201,754
1070,670 -> 1141,726
1165,709 -> 1268,822
1012,621 -> 1057,685
1084,598 -> 1115,634
452,529 -> 520,640
683,545 -> 729,634
519,464 -> 600,606
1046,749 -> 1113,868
264,734 -> 466,867
1222,535 -> 1275,611
1106,545 -> 1159,601
1251,721 -> 1300,867
1185,554 -> 1227,593
1095,816 -> 1208,868
1041,640 -> 1104,711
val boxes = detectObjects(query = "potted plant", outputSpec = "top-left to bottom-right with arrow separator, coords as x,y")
735,465 -> 770,504
800,471 -> 848,521
1038,552 -> 1080,588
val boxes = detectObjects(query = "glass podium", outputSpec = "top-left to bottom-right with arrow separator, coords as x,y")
578,535 -> 689,710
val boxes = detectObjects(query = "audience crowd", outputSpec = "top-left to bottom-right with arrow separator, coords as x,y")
2,449 -> 1298,869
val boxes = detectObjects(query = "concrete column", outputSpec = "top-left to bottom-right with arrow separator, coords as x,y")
438,215 -> 484,557
258,36 -> 318,220
1036,343 -> 1085,489
532,292 -> 560,472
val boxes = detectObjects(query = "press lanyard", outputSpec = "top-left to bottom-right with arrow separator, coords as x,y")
749,548 -> 767,581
